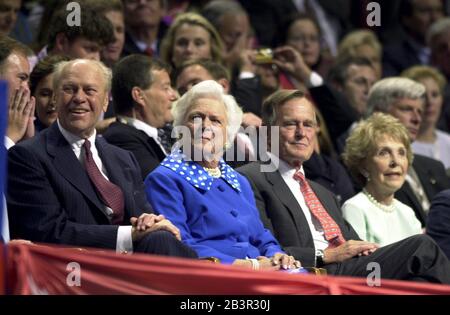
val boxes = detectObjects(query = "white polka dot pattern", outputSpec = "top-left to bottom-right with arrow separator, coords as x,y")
161,150 -> 241,192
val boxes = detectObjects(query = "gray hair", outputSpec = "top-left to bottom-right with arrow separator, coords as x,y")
202,0 -> 247,31
172,80 -> 243,146
366,77 -> 425,117
427,17 -> 450,45
53,59 -> 112,92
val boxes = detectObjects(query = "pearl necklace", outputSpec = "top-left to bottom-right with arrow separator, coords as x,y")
363,189 -> 396,213
204,166 -> 221,178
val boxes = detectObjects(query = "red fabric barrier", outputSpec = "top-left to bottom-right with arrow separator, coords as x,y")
2,242 -> 450,295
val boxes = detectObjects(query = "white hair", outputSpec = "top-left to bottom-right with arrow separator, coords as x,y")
52,59 -> 112,92
172,80 -> 243,146
366,77 -> 425,117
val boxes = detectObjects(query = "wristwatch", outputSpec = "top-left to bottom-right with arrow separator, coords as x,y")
315,249 -> 325,267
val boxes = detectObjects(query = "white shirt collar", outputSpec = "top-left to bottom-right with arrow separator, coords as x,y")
57,120 -> 98,160
269,153 -> 328,251
266,152 -> 304,178
277,157 -> 304,179
117,116 -> 159,140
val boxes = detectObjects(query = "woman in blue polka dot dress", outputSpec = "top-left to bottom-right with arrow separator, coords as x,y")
144,80 -> 301,271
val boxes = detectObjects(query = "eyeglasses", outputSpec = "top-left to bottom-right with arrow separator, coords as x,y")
287,35 -> 320,44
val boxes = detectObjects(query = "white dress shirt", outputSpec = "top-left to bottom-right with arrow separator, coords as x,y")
1,196 -> 9,243
4,136 -> 15,150
117,116 -> 168,155
412,130 -> 450,170
2,138 -> 14,242
57,121 -> 133,253
277,157 -> 329,251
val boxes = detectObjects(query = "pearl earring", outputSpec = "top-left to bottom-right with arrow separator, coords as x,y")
361,170 -> 370,182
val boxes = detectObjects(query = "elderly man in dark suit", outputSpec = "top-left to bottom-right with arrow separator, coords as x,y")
7,59 -> 196,258
238,89 -> 450,283
103,54 -> 177,179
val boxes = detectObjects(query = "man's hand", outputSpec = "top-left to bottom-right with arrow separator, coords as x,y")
223,34 -> 253,68
239,49 -> 257,74
323,240 -> 379,264
7,87 -> 36,143
272,46 -> 312,83
130,213 -> 181,241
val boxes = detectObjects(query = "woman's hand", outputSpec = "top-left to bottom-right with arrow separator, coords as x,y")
265,253 -> 302,270
232,254 -> 301,271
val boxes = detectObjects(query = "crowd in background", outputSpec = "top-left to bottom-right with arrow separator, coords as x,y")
3,0 -> 450,281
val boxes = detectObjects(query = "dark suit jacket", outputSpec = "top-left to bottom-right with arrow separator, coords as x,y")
309,84 -> 359,147
121,22 -> 168,58
103,121 -> 166,180
303,152 -> 356,205
427,189 -> 450,259
230,76 -> 263,117
7,123 -> 153,249
395,154 -> 450,227
382,30 -> 423,77
237,162 -> 360,266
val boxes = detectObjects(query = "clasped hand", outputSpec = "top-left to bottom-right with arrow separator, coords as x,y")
324,240 -> 379,264
130,213 -> 181,242
257,253 -> 302,271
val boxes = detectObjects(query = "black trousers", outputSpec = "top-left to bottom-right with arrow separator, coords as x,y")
134,230 -> 198,259
325,235 -> 450,284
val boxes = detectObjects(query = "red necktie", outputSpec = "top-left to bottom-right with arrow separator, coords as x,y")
293,170 -> 345,248
144,46 -> 154,56
83,139 -> 124,224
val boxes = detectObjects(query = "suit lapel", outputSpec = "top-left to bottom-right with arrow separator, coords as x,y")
413,157 -> 438,197
46,124 -> 107,216
265,169 -> 314,243
146,136 -> 166,160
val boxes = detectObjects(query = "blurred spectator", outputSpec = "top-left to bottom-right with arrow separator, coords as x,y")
202,0 -> 253,69
291,0 -> 352,57
160,12 -> 224,70
29,54 -> 70,132
401,65 -> 450,170
428,17 -> 450,132
121,0 -> 167,57
338,29 -> 383,79
89,0 -> 125,68
39,5 -> 114,61
383,0 -> 444,77
329,57 -> 378,117
281,13 -> 334,85
0,0 -> 21,37
238,0 -> 297,48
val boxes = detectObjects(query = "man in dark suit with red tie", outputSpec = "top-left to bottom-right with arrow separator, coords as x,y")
238,89 -> 450,284
6,59 -> 196,258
